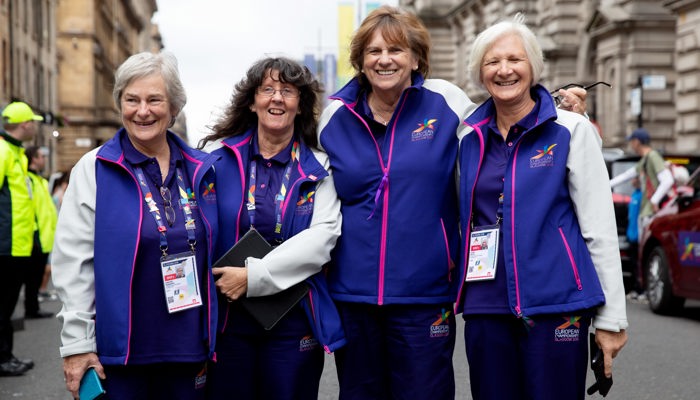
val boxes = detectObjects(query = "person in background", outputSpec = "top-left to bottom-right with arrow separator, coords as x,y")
625,177 -> 644,299
23,145 -> 57,319
200,57 -> 343,400
457,14 -> 628,399
38,169 -> 71,303
0,101 -> 43,377
317,6 -> 588,399
610,128 -> 675,220
50,170 -> 71,209
52,51 -> 220,400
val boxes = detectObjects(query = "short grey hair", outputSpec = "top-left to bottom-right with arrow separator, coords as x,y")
467,13 -> 544,89
112,51 -> 187,124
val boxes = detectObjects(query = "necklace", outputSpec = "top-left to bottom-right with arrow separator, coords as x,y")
368,96 -> 392,126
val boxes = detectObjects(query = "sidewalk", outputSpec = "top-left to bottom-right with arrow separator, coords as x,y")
1,292 -> 69,400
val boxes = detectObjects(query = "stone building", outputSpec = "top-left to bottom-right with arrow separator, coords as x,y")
0,0 -> 58,168
55,0 -> 161,171
400,0 -> 700,152
1,0 -> 166,173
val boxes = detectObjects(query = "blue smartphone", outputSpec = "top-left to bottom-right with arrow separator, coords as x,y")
79,367 -> 106,400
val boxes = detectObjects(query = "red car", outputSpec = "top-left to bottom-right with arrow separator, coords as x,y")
639,165 -> 700,314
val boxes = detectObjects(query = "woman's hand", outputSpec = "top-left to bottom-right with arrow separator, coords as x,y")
212,266 -> 248,301
595,329 -> 628,378
63,352 -> 104,399
557,87 -> 587,115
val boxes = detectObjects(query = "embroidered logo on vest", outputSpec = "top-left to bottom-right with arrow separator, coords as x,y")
411,118 -> 437,142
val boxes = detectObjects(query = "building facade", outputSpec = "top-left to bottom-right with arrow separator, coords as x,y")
55,0 -> 161,171
0,0 -> 58,169
400,0 -> 700,152
1,0 -> 164,173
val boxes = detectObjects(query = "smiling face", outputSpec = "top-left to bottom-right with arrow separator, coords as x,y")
251,69 -> 299,139
120,74 -> 172,151
480,33 -> 533,107
362,29 -> 418,98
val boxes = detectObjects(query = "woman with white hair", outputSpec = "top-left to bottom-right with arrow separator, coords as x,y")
456,15 -> 628,399
52,51 -> 220,399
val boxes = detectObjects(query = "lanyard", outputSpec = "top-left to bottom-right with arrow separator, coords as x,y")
246,141 -> 299,241
134,166 -> 197,256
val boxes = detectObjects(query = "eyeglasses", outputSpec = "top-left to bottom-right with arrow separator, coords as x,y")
550,81 -> 611,106
160,186 -> 176,227
256,86 -> 300,99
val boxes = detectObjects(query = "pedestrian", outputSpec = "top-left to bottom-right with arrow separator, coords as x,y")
457,14 -> 628,399
200,56 -> 344,400
52,51 -> 220,400
625,177 -> 644,298
610,127 -> 676,223
38,169 -> 71,303
23,145 -> 57,319
317,6 -> 588,399
0,101 -> 44,377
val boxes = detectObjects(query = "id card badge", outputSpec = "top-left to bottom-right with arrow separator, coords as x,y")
465,225 -> 499,282
160,252 -> 202,313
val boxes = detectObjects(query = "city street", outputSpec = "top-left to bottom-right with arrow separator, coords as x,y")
2,296 -> 698,399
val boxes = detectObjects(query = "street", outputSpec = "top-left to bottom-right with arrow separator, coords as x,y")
2,296 -> 699,399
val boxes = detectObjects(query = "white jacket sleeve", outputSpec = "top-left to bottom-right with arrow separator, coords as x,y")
609,167 -> 637,187
51,149 -> 99,357
650,168 -> 674,205
246,149 -> 342,296
562,112 -> 629,332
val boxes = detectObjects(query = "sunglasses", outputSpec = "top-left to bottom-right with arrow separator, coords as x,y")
160,186 -> 176,227
550,81 -> 612,106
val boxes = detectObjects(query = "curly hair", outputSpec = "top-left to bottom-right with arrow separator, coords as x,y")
200,57 -> 322,149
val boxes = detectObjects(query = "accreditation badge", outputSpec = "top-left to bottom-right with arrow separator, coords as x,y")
160,252 -> 202,313
465,225 -> 499,282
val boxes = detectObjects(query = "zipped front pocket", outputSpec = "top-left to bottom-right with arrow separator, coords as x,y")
440,218 -> 456,282
558,227 -> 583,290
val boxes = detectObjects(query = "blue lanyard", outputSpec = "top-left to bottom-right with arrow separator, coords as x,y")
246,141 -> 299,241
134,166 -> 196,256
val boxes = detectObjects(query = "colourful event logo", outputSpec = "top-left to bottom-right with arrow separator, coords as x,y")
530,143 -> 557,168
202,181 -> 215,196
554,316 -> 581,342
297,191 -> 315,206
413,119 -> 437,133
412,118 -> 437,141
556,316 -> 581,330
679,232 -> 700,267
430,308 -> 451,338
531,144 -> 557,160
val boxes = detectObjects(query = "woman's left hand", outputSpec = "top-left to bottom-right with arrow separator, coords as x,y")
595,329 -> 628,378
212,266 -> 248,301
557,87 -> 587,115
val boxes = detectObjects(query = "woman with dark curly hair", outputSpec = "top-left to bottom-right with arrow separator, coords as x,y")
200,57 -> 344,400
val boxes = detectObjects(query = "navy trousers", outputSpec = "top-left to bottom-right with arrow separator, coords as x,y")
334,302 -> 456,400
463,313 -> 591,400
102,362 -> 207,400
207,304 -> 324,400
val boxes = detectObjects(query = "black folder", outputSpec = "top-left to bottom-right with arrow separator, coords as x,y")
213,229 -> 309,330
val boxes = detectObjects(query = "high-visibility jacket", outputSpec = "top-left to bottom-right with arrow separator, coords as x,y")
0,131 -> 35,256
28,169 -> 57,253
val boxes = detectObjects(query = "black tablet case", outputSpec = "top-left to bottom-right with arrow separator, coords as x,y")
213,229 -> 309,330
